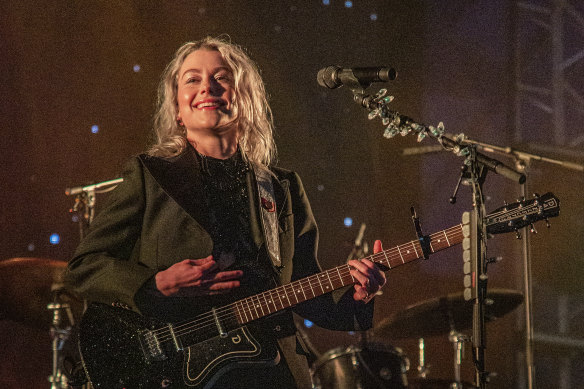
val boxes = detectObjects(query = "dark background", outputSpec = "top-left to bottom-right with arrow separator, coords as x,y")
1,1 -> 583,388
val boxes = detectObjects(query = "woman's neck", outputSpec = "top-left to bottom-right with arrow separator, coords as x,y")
187,131 -> 238,160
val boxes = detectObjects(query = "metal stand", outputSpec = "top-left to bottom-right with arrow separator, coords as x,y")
47,291 -> 75,389
449,331 -> 469,389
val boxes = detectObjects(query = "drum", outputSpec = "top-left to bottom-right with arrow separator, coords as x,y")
311,343 -> 409,389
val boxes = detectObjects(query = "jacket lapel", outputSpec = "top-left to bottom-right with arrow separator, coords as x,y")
139,145 -> 211,233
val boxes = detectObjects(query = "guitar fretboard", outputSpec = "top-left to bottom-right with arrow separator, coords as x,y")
232,224 -> 464,325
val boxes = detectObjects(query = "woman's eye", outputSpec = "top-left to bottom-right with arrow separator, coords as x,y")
186,77 -> 200,84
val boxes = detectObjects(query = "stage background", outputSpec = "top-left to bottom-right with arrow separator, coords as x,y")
1,1 -> 582,388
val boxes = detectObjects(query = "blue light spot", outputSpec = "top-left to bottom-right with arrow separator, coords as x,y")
370,13 -> 377,21
71,215 -> 79,223
345,1 -> 353,8
344,217 -> 353,227
49,233 -> 60,245
27,243 -> 35,252
348,331 -> 355,335
133,64 -> 141,72
322,0 -> 330,5
304,319 -> 314,328
91,125 -> 99,134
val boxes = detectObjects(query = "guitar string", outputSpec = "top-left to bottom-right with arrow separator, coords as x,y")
150,227 -> 464,342
152,227 -> 465,342
150,201 -> 544,342
154,231 -> 466,344
151,226 -> 464,342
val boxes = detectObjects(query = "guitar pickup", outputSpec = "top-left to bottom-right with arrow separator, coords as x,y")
139,329 -> 167,362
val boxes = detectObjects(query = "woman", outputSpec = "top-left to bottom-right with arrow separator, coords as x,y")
65,36 -> 386,388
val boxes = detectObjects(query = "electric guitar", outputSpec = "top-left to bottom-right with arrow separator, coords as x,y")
78,193 -> 559,388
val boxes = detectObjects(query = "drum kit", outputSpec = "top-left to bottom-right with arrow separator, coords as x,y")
311,289 -> 523,389
0,257 -> 84,388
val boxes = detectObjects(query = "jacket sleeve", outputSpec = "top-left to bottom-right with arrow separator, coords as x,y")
64,157 -> 158,311
286,171 -> 374,331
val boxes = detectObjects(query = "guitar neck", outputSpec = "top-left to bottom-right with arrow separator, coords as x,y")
232,224 -> 464,325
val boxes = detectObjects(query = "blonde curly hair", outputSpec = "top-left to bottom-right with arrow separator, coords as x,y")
147,37 -> 276,167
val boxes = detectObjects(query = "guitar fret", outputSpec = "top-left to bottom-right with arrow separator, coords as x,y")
396,246 -> 404,264
443,230 -> 450,246
262,293 -> 271,314
251,296 -> 260,318
298,281 -> 307,301
273,287 -> 283,310
282,285 -> 292,307
411,241 -> 420,258
318,275 -> 325,294
288,283 -> 299,304
326,271 -> 334,290
336,267 -> 344,286
235,301 -> 244,324
241,298 -> 253,321
308,276 -> 316,298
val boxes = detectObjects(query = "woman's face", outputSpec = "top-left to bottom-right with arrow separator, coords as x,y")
176,49 -> 236,138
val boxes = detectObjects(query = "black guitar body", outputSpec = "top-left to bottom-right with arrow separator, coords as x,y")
79,303 -> 279,389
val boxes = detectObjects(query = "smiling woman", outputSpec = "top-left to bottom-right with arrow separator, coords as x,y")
147,37 -> 277,167
64,36 -> 386,389
176,49 -> 237,158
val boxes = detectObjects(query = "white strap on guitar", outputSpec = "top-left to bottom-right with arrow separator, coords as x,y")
254,166 -> 281,268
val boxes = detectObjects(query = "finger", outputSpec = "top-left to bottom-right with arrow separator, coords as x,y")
193,258 -> 218,274
190,255 -> 214,266
348,259 -> 371,275
350,269 -> 368,288
208,280 -> 241,291
353,284 -> 369,301
355,259 -> 386,289
373,240 -> 383,254
201,270 -> 243,283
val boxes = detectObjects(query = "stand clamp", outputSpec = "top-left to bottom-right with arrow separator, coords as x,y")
411,207 -> 431,260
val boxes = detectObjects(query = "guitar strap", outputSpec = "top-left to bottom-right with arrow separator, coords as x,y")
253,165 -> 281,268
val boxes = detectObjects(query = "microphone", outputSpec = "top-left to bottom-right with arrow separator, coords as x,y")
317,66 -> 397,89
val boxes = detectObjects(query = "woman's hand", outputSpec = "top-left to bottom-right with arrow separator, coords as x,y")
155,256 -> 243,297
348,240 -> 387,303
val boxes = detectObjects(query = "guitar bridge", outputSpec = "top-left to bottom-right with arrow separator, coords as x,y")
139,329 -> 167,362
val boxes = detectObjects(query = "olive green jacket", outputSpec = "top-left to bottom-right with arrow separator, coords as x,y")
65,144 -> 373,387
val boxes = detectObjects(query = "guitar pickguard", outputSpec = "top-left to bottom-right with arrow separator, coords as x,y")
183,326 -> 279,387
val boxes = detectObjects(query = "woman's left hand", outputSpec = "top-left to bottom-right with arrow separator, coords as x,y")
348,240 -> 387,303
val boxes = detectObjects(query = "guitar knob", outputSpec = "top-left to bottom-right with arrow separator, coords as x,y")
530,224 -> 537,234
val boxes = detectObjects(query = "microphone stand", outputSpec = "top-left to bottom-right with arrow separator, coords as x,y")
343,87 -> 529,388
451,139 -> 583,389
66,177 -> 123,239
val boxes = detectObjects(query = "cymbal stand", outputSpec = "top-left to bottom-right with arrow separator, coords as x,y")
449,330 -> 469,389
47,290 -> 75,389
417,338 -> 429,378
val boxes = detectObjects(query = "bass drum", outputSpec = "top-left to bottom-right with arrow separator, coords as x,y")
311,343 -> 409,389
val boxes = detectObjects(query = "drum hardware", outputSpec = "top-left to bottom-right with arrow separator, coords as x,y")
373,289 -> 523,340
448,331 -> 469,389
416,338 -> 429,379
47,287 -> 75,389
311,342 -> 409,389
0,258 -> 83,387
373,289 -> 523,387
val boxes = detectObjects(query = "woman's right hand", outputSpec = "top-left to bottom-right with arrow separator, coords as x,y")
155,256 -> 243,297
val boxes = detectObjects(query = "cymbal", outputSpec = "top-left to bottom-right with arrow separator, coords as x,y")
0,258 -> 82,329
374,288 -> 523,339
